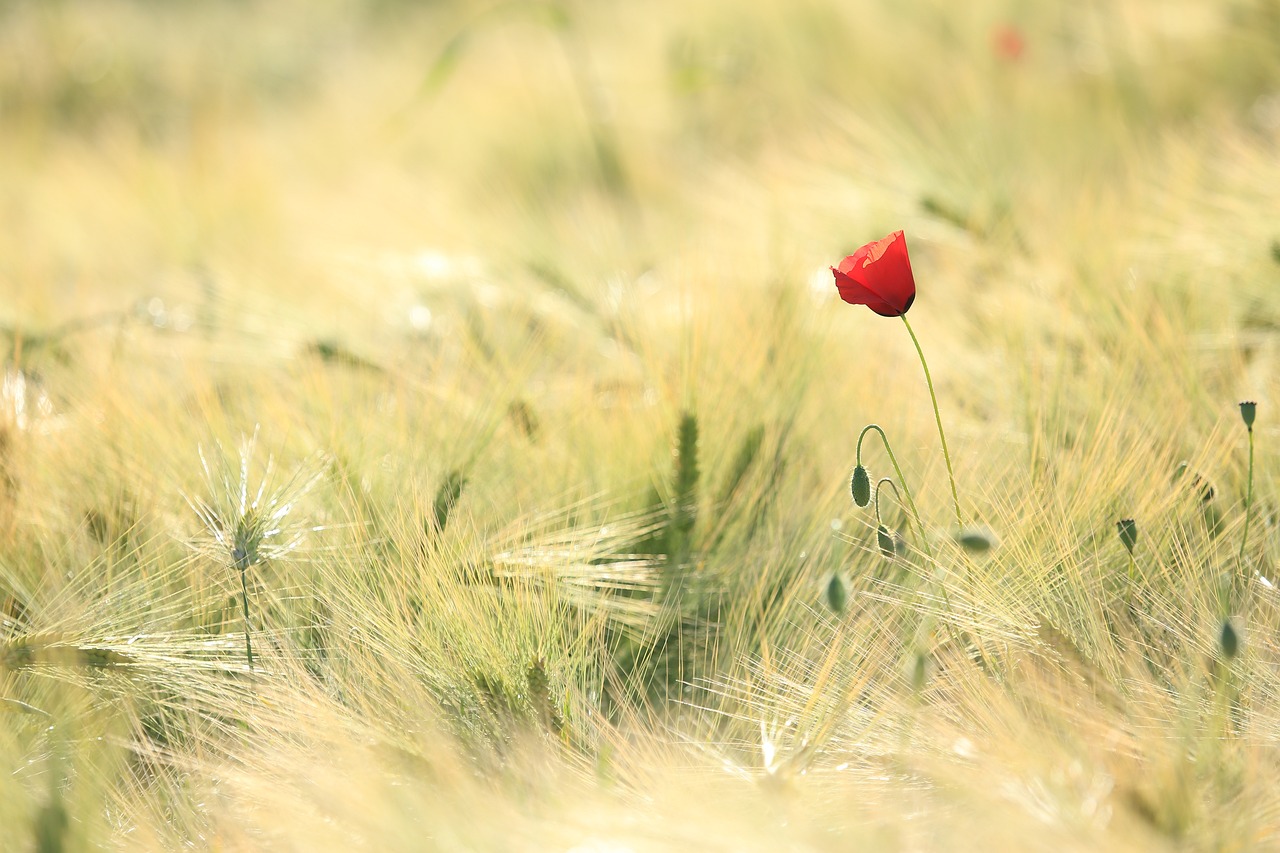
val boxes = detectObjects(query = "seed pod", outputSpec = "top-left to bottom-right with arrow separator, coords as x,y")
825,573 -> 849,615
955,525 -> 997,554
1239,401 -> 1257,430
1220,618 -> 1240,660
1116,518 -> 1138,555
1172,462 -> 1215,503
877,525 -> 895,559
850,465 -> 871,507
909,652 -> 929,692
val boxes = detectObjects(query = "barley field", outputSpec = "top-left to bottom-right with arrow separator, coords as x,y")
2,1 -> 1279,850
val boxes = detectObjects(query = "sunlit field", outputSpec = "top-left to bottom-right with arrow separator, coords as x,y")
2,1 -> 1280,849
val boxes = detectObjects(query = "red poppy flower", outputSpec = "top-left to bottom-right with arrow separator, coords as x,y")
831,230 -> 916,317
992,24 -> 1026,62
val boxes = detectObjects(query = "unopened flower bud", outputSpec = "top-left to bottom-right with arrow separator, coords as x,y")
909,652 -> 929,693
851,465 -> 871,507
1220,618 -> 1240,660
877,525 -> 895,559
825,573 -> 848,615
955,525 -> 997,554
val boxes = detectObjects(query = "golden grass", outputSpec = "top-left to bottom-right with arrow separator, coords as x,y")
1,0 -> 1279,849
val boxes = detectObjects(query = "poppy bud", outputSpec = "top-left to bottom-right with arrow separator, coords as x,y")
909,652 -> 929,693
1220,618 -> 1239,660
1116,518 -> 1138,555
1196,476 -> 1215,504
851,465 -> 871,507
955,525 -> 997,554
1239,401 -> 1257,430
877,525 -> 895,559
825,573 -> 848,615
1171,462 -> 1215,503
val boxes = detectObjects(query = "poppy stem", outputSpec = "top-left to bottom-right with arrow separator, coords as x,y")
1125,552 -> 1137,608
899,314 -> 963,529
859,431 -> 958,644
856,424 -> 931,560
1238,424 -> 1255,575
874,477 -> 901,528
240,569 -> 255,671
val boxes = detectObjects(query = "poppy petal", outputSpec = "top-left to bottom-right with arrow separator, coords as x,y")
830,231 -> 916,317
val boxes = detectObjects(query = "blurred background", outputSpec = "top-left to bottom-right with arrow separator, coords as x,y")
4,0 -> 1278,332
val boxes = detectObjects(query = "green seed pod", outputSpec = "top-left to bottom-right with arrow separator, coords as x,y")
1239,401 -> 1257,430
1220,618 -> 1240,660
1116,518 -> 1138,555
825,573 -> 849,615
909,652 -> 929,693
851,465 -> 871,507
877,525 -> 895,559
1172,462 -> 1215,503
955,525 -> 997,554
1195,476 -> 1215,504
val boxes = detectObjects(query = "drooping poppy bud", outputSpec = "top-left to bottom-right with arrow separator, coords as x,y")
1240,401 -> 1257,430
877,525 -> 895,559
825,572 -> 848,615
850,465 -> 871,507
831,231 -> 916,317
909,652 -> 929,693
1116,518 -> 1138,555
1171,461 -> 1215,503
1220,618 -> 1240,660
955,525 -> 997,554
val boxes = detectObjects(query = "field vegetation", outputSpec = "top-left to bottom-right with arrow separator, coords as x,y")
2,0 -> 1280,849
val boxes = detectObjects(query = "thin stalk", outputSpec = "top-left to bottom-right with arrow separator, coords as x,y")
899,314 -> 962,528
857,426 -> 958,634
240,570 -> 254,671
1125,552 -> 1137,610
874,477 -> 901,529
1238,426 -> 1255,570
857,424 -> 931,560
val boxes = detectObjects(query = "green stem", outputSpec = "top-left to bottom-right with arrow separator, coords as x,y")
1125,552 -> 1136,608
1239,426 -> 1255,573
857,424 -> 932,560
241,569 -> 254,671
874,477 -> 901,528
857,426 -> 958,632
899,314 -> 963,529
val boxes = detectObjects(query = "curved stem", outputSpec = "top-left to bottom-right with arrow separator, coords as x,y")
856,424 -> 931,560
858,431 -> 957,648
874,477 -> 901,527
241,569 -> 255,671
899,314 -> 963,529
